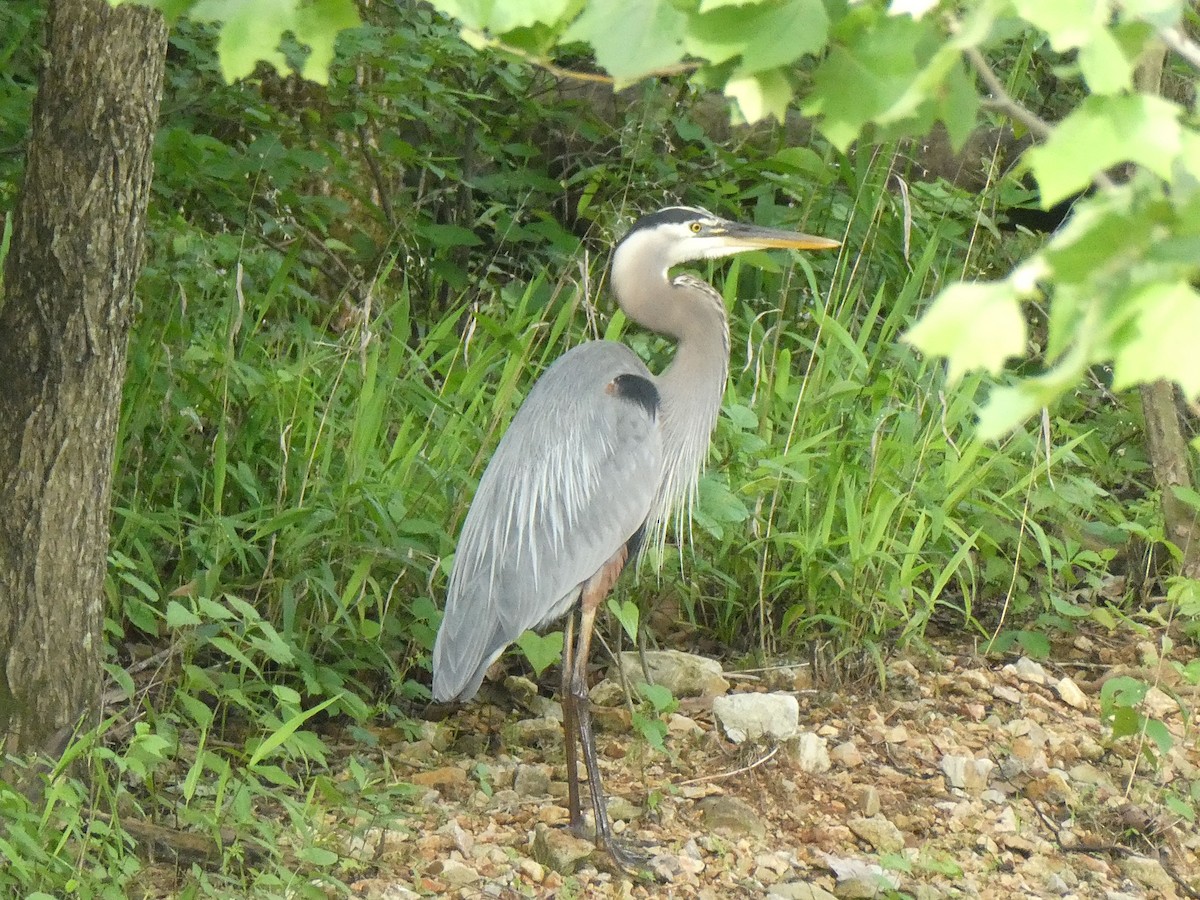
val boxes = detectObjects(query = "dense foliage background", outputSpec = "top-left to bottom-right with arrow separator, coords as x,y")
0,0 -> 1192,896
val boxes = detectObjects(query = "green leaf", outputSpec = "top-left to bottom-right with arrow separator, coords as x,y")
247,694 -> 341,766
299,846 -> 339,866
685,0 -> 828,73
726,68 -> 794,123
433,0 -> 577,34
1118,0 -> 1185,28
1012,0 -> 1104,51
637,681 -> 676,713
903,281 -> 1027,383
295,0 -> 361,83
606,598 -> 640,643
165,600 -> 202,628
975,383 -> 1044,439
1144,718 -> 1175,757
563,0 -> 687,84
804,15 -> 924,150
1110,281 -> 1200,397
699,0 -> 772,10
515,629 -> 563,676
1016,630 -> 1050,658
1100,674 -> 1148,717
1027,94 -> 1183,206
1077,27 -> 1135,93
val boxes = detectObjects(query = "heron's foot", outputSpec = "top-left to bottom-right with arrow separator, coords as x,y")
598,834 -> 670,881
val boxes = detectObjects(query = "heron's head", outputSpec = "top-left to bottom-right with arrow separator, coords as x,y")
614,206 -> 840,274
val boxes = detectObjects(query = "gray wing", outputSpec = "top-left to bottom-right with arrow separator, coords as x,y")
432,340 -> 662,702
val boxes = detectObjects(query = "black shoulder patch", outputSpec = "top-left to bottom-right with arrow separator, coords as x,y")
608,373 -> 659,419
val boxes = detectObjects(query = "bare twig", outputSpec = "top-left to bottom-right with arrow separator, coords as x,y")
967,47 -> 1117,191
1161,26 -> 1200,72
460,29 -> 701,85
967,48 -> 1053,140
675,744 -> 779,786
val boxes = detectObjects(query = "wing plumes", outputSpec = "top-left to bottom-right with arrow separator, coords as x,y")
433,342 -> 661,702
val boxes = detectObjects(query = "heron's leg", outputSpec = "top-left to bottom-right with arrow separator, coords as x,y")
560,611 -> 584,831
570,548 -> 650,871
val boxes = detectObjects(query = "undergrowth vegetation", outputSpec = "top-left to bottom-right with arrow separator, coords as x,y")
1,1 -> 1193,896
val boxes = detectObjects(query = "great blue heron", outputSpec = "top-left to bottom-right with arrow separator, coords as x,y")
432,206 -> 839,869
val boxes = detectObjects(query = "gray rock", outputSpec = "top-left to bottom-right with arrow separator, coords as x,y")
1055,675 -> 1089,709
791,731 -> 831,773
529,822 -> 594,875
940,754 -> 994,794
821,853 -> 900,895
431,857 -> 478,886
856,786 -> 881,817
1012,656 -> 1048,685
696,795 -> 767,838
1067,762 -> 1111,788
605,794 -> 641,822
713,692 -> 800,742
513,763 -> 551,797
589,678 -> 626,707
830,740 -> 864,768
506,716 -> 562,748
616,649 -> 730,697
1119,854 -> 1175,893
848,814 -> 905,854
768,883 -> 838,900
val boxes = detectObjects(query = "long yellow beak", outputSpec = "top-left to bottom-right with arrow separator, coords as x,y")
722,221 -> 841,251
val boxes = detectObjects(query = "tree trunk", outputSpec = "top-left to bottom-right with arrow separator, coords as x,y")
1132,41 -> 1200,582
0,0 -> 167,756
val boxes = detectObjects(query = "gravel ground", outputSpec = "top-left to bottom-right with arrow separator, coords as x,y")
340,626 -> 1200,899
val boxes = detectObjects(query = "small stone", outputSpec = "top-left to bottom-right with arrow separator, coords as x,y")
993,684 -> 1022,704
713,692 -> 800,743
821,853 -> 900,897
430,858 -> 478,887
848,815 -> 905,854
768,883 -> 838,900
605,795 -> 641,822
616,649 -> 730,697
513,764 -> 551,797
1068,763 -> 1110,787
529,823 -> 594,875
940,755 -> 994,795
963,702 -> 987,721
504,675 -> 540,708
883,725 -> 909,743
1119,854 -> 1175,893
697,795 -> 767,838
1055,676 -> 1089,710
1043,872 -> 1071,895
857,786 -> 881,817
517,857 -> 545,884
755,851 -> 793,875
1142,686 -> 1178,718
508,717 -> 562,747
589,678 -> 626,707
830,741 -> 864,768
1012,656 -> 1048,685
411,766 -> 467,790
791,732 -> 831,774
487,788 -> 521,812
667,712 -> 704,737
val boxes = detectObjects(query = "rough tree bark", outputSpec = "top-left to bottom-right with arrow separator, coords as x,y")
0,0 -> 167,756
1133,41 -> 1200,581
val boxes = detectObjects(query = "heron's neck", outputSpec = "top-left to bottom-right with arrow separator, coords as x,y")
617,269 -> 731,545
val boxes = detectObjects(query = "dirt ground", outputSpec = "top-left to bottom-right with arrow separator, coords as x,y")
340,625 -> 1200,899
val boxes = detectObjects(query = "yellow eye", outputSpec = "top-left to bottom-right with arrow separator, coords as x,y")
689,222 -> 703,233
